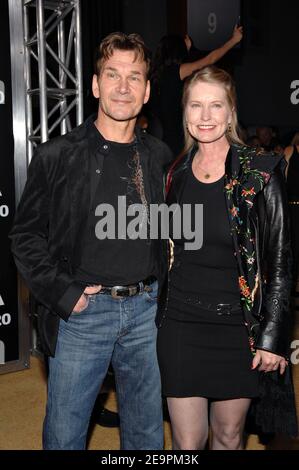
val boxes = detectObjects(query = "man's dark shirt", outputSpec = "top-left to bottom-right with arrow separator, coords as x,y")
75,122 -> 155,286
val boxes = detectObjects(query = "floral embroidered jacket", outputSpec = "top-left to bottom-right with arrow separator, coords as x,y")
157,144 -> 293,359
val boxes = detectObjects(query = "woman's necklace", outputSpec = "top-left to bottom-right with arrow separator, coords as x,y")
195,161 -> 220,180
194,153 -> 225,179
196,165 -> 212,179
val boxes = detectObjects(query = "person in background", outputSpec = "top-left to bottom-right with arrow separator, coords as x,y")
272,139 -> 285,155
149,26 -> 243,156
157,66 -> 296,450
246,135 -> 261,148
256,126 -> 275,151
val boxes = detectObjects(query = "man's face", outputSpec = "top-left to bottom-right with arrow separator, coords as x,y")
92,49 -> 150,123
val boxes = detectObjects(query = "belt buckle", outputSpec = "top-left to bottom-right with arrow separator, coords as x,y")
216,303 -> 231,315
111,286 -> 123,299
111,285 -> 138,298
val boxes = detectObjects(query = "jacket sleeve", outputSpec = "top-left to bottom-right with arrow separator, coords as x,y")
10,148 -> 84,321
255,167 -> 293,358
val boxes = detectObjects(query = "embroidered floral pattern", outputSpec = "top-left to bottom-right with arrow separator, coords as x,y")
241,187 -> 256,197
230,205 -> 242,226
248,335 -> 256,353
230,205 -> 238,217
260,171 -> 271,184
225,178 -> 238,197
239,276 -> 253,311
239,245 -> 256,271
239,149 -> 270,192
224,145 -> 274,352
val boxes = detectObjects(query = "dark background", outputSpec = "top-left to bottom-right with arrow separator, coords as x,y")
234,0 -> 299,135
81,0 -> 299,140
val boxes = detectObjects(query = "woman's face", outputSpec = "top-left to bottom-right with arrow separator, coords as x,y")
185,81 -> 233,144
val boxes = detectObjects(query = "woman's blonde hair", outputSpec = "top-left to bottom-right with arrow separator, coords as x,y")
181,66 -> 244,154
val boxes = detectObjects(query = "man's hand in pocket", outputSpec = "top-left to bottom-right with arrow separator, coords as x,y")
73,284 -> 102,313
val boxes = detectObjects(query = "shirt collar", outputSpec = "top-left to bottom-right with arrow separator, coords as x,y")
86,114 -> 143,156
86,114 -> 110,155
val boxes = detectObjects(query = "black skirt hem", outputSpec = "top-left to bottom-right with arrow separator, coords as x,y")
162,392 -> 259,400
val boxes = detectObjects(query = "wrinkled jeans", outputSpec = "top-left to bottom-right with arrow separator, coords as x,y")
43,281 -> 163,450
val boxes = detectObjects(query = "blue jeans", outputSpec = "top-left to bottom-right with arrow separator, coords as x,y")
43,281 -> 163,450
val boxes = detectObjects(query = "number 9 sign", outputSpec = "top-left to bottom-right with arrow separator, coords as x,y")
208,12 -> 217,34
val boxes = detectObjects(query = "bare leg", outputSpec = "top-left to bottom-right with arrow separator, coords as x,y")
210,398 -> 251,450
167,397 -> 209,450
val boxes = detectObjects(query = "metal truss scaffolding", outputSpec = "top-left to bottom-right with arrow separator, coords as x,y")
10,0 -> 83,171
8,0 -> 83,360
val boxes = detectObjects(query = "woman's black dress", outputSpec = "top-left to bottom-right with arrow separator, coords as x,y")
157,164 -> 259,399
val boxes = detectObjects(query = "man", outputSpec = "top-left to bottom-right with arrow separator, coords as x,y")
10,32 -> 172,450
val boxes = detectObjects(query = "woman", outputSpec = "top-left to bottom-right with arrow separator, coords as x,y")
157,66 -> 296,450
284,132 -> 299,282
149,27 -> 242,155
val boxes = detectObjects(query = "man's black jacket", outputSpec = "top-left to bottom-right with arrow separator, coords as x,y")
10,117 -> 172,356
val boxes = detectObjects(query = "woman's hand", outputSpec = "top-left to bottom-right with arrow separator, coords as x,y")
252,349 -> 288,375
232,25 -> 243,44
73,284 -> 102,313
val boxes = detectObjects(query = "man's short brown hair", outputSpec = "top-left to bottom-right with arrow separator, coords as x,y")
94,32 -> 151,78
